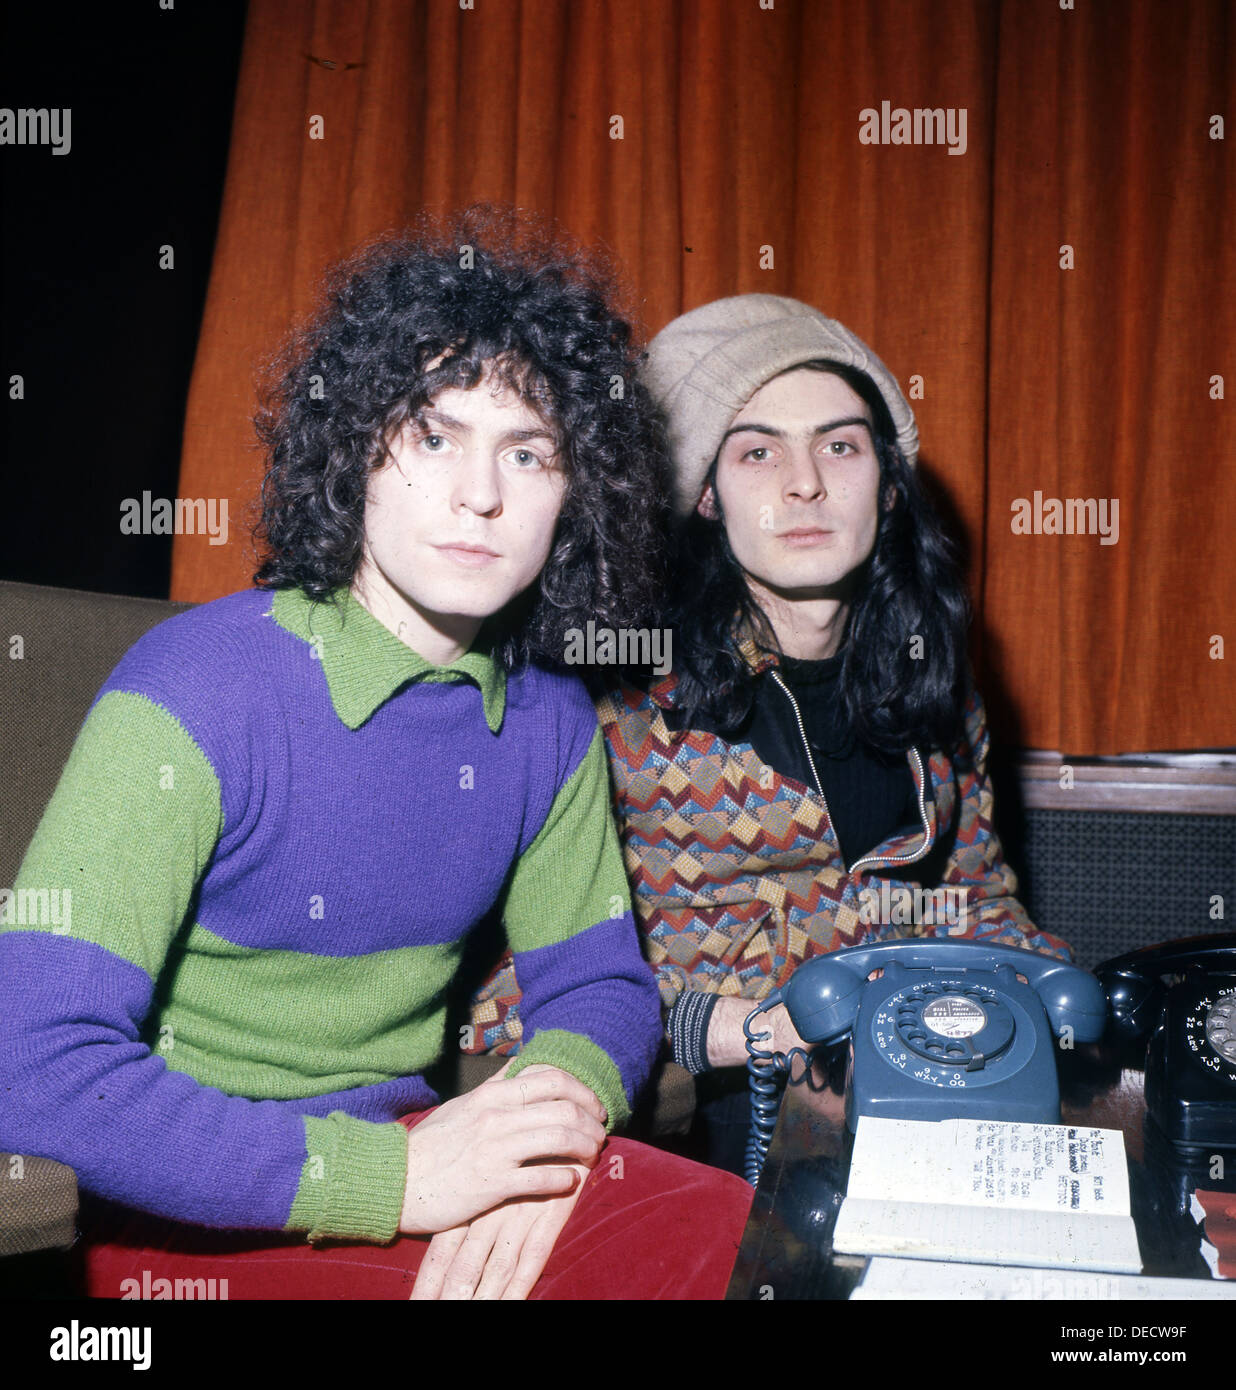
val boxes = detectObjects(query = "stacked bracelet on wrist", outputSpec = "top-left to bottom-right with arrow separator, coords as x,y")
667,990 -> 721,1075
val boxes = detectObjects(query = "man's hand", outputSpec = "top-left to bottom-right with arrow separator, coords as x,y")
706,996 -> 812,1069
398,1063 -> 606,1237
409,1161 -> 590,1300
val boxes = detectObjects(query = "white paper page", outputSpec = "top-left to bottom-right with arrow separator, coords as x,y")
833,1199 -> 1142,1273
833,1116 -> 1141,1272
852,1256 -> 1236,1301
845,1116 -> 1130,1216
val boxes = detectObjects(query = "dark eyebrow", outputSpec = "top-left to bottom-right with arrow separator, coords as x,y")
414,409 -> 558,446
416,408 -> 466,431
503,427 -> 559,445
721,416 -> 873,443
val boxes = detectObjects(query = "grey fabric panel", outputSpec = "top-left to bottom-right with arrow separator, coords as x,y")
0,580 -> 194,886
1011,809 -> 1236,970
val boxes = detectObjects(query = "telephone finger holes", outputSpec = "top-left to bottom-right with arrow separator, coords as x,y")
1205,999 -> 1236,1064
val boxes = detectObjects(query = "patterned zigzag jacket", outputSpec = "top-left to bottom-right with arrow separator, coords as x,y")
466,643 -> 1072,1056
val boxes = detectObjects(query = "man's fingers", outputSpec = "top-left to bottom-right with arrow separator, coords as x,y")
522,1097 -> 606,1137
500,1219 -> 559,1300
498,1067 -> 607,1124
398,1065 -> 606,1238
412,1165 -> 586,1302
487,1099 -> 605,1154
501,1124 -> 602,1168
500,1166 -> 588,1300
409,1226 -> 468,1300
497,1112 -> 603,1167
508,1164 -> 580,1199
471,1211 -> 531,1300
440,1221 -> 500,1301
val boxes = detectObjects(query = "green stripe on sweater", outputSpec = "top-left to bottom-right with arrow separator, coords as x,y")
149,928 -> 464,1099
502,727 -> 632,952
6,691 -> 222,977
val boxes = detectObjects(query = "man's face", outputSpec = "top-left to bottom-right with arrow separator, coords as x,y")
705,367 -> 882,605
353,367 -> 566,652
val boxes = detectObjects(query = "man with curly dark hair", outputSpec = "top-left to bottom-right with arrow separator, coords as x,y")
0,210 -> 752,1299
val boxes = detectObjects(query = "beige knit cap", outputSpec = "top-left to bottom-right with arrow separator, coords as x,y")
641,294 -> 919,517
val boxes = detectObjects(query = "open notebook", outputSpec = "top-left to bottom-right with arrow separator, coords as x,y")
833,1116 -> 1143,1273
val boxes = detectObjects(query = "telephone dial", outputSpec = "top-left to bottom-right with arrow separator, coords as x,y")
743,938 -> 1108,1184
1096,934 -> 1236,1158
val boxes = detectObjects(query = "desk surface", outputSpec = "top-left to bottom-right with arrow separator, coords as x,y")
726,1043 -> 1234,1299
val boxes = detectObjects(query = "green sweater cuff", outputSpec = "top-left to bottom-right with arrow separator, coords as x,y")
285,1112 -> 408,1245
505,1029 -> 630,1132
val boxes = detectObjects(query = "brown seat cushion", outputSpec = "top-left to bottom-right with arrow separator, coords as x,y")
0,580 -> 192,886
0,1154 -> 77,1255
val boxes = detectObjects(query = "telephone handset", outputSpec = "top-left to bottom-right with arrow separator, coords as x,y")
743,938 -> 1108,1184
1096,933 -> 1236,1156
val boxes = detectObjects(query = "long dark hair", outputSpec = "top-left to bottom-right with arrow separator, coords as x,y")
252,205 -> 671,669
665,361 -> 972,757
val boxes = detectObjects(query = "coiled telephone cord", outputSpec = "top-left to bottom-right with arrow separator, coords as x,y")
743,1005 -> 822,1186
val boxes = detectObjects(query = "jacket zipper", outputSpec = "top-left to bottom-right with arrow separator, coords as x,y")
768,670 -> 934,876
849,745 -> 933,875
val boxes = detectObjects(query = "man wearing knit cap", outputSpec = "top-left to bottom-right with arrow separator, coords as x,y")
590,293 -> 1075,1173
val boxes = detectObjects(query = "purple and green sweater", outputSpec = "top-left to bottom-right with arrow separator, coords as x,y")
0,586 -> 661,1244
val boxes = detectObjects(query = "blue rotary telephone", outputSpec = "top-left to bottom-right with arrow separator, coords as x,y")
743,938 -> 1108,1184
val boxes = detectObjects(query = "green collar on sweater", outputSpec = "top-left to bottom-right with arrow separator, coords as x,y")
270,585 -> 506,733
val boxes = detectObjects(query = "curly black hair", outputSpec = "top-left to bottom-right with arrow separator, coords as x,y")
665,360 -> 973,759
252,205 -> 671,668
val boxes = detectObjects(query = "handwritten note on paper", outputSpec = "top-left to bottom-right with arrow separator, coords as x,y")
833,1117 -> 1142,1273
845,1117 -> 1129,1212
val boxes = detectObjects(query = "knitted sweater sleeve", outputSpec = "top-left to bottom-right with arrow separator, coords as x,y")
499,695 -> 663,1130
0,690 -> 407,1245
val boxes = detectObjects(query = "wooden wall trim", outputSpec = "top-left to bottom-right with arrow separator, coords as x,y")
1015,754 -> 1236,814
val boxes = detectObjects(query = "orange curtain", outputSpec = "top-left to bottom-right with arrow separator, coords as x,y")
172,0 -> 1235,756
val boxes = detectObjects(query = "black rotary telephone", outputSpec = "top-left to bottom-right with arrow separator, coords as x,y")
1096,933 -> 1236,1156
